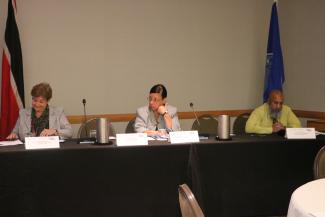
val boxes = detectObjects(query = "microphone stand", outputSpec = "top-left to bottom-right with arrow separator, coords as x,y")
190,102 -> 200,126
82,99 -> 88,137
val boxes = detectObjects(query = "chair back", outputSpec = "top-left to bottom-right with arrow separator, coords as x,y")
178,184 -> 204,217
125,118 -> 136,133
191,114 -> 218,135
233,112 -> 250,135
314,146 -> 325,179
77,118 -> 116,138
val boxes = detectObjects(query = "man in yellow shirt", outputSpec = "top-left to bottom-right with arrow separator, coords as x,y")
245,90 -> 301,134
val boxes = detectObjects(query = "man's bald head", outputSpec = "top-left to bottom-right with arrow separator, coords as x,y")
268,90 -> 284,112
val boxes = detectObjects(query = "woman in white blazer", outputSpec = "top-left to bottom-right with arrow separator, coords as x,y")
135,84 -> 181,136
6,82 -> 72,141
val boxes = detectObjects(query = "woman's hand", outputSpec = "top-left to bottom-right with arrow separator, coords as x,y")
40,128 -> 58,137
144,130 -> 167,136
157,103 -> 168,115
145,130 -> 159,136
6,133 -> 18,140
158,103 -> 173,130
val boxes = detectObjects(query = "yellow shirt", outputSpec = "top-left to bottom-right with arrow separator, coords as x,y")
245,103 -> 301,134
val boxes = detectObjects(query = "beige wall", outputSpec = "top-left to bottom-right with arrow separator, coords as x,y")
2,0 -> 324,134
1,0 -> 272,115
280,0 -> 325,111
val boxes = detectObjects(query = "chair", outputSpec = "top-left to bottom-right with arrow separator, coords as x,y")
77,118 -> 116,138
191,114 -> 218,135
313,146 -> 325,179
178,184 -> 204,217
232,112 -> 250,135
125,118 -> 136,133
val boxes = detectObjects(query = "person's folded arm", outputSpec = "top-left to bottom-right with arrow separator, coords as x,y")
163,112 -> 173,130
10,115 -> 20,137
9,110 -> 31,140
170,112 -> 181,132
57,110 -> 73,138
134,109 -> 148,133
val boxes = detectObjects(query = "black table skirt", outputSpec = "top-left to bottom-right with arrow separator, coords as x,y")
0,134 -> 324,217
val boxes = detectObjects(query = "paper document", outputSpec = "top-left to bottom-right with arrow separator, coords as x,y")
148,134 -> 169,141
169,131 -> 200,144
116,133 -> 148,146
316,131 -> 325,136
0,140 -> 23,146
310,213 -> 325,217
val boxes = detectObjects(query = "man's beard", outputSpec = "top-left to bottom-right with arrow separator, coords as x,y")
270,110 -> 281,123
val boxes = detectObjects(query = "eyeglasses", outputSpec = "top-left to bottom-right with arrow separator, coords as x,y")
147,96 -> 162,103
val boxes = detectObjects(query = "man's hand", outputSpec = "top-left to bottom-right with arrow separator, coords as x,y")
272,122 -> 285,133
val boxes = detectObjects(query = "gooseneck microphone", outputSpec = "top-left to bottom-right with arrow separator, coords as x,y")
82,99 -> 87,123
271,112 -> 279,124
82,99 -> 88,137
272,118 -> 277,124
190,102 -> 200,126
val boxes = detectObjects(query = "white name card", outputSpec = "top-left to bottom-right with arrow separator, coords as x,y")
286,128 -> 316,139
169,131 -> 200,144
25,136 -> 60,150
116,133 -> 148,146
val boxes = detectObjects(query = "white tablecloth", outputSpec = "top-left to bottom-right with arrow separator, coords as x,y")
287,178 -> 325,217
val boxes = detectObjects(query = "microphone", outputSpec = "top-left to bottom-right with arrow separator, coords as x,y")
272,118 -> 277,124
82,99 -> 88,137
190,102 -> 200,126
271,112 -> 279,124
82,99 -> 87,123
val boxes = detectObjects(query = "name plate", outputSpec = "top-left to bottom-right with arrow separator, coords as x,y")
116,133 -> 148,146
286,128 -> 316,139
169,131 -> 200,144
25,136 -> 60,149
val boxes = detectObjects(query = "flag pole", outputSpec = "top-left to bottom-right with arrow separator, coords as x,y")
0,0 -> 24,139
263,0 -> 284,102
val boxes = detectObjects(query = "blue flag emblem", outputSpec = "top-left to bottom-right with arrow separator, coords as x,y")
263,2 -> 285,102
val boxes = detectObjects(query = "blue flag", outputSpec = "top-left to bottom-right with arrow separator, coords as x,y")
263,2 -> 284,102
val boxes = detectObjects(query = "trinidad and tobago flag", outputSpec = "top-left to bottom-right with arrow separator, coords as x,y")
0,0 -> 25,140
